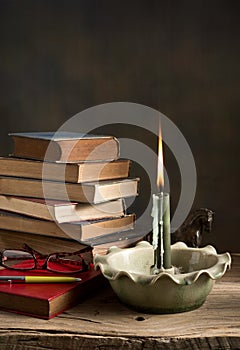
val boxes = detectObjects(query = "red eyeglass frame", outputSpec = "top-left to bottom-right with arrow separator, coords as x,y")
0,243 -> 92,274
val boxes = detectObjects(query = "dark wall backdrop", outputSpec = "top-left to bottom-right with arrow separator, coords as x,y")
0,0 -> 239,252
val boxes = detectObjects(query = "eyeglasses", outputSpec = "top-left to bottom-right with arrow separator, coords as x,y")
0,244 -> 92,274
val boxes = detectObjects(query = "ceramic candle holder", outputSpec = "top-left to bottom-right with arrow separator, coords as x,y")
94,241 -> 231,314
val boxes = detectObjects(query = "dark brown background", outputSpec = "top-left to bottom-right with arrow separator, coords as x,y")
0,0 -> 239,252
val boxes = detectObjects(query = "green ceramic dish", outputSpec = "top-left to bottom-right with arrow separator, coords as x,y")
94,241 -> 231,313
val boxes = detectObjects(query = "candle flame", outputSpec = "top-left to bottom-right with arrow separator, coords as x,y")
157,123 -> 164,190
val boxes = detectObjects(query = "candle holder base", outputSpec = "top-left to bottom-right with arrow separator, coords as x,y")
150,265 -> 174,275
94,241 -> 231,314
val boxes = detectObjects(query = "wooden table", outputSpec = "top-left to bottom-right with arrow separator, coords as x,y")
0,254 -> 239,350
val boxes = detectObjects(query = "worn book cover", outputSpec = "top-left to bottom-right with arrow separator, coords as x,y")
0,210 -> 135,241
0,266 -> 105,319
9,131 -> 120,162
0,196 -> 126,223
0,176 -> 139,203
0,157 -> 130,183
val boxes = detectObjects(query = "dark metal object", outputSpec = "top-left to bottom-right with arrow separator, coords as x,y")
171,208 -> 214,248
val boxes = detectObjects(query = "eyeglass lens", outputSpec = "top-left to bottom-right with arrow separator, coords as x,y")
1,249 -> 87,273
2,250 -> 35,269
48,253 -> 85,273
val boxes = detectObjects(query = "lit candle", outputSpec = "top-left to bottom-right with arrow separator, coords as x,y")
151,124 -> 171,273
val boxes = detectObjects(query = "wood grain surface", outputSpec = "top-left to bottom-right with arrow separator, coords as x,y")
0,255 -> 239,350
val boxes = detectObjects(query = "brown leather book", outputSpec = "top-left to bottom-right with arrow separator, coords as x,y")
0,177 -> 139,203
9,132 -> 120,162
0,210 -> 135,242
0,157 -> 130,183
0,196 -> 126,223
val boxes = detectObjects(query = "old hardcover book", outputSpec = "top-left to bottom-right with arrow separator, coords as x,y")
0,210 -> 135,241
0,230 -> 92,254
0,267 -> 104,319
0,177 -> 139,203
0,157 -> 130,183
0,196 -> 126,223
9,132 -> 120,162
0,229 -> 147,258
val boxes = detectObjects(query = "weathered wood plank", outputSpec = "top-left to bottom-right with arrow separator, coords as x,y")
0,333 -> 239,350
0,255 -> 239,349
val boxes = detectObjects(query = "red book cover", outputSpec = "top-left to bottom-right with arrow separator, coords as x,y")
0,267 -> 104,319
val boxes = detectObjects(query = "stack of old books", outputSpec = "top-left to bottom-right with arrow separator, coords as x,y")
0,131 -> 145,319
0,131 -> 143,256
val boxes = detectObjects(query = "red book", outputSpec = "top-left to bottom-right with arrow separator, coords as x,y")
0,267 -> 105,319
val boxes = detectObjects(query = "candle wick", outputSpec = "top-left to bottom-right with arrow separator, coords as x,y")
158,183 -> 164,194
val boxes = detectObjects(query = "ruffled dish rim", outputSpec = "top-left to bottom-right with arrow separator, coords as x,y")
94,241 -> 231,286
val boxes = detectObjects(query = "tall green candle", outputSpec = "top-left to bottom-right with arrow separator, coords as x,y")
162,192 -> 171,269
151,192 -> 171,271
151,121 -> 171,272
